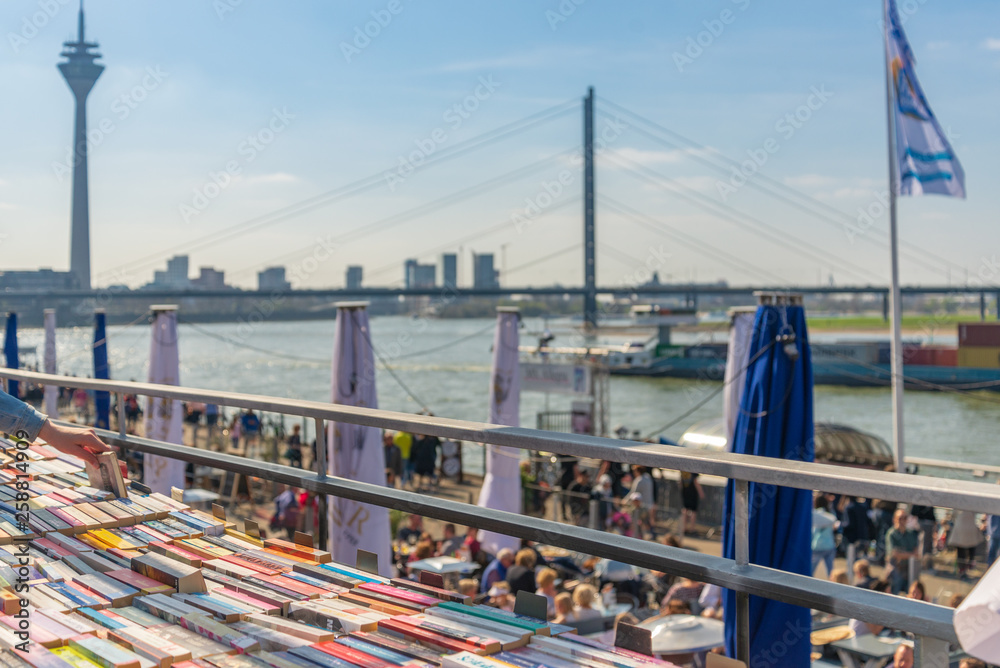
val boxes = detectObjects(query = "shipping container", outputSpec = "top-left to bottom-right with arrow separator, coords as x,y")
958,323 -> 1000,347
812,342 -> 880,365
902,345 -> 958,367
956,346 -> 1000,369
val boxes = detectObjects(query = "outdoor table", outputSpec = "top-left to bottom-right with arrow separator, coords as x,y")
637,614 -> 725,668
406,556 -> 479,575
182,488 -> 220,509
830,634 -> 901,668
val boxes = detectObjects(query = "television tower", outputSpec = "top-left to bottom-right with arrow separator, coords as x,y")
58,1 -> 103,290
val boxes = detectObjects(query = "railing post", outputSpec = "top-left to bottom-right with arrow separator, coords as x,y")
914,635 -> 948,668
735,479 -> 751,664
909,555 -> 918,588
846,542 -> 857,585
315,417 -> 327,550
117,392 -> 126,440
589,498 -> 599,531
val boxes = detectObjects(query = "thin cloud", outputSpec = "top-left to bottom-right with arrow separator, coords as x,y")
437,46 -> 595,73
984,38 -> 1000,51
240,172 -> 298,186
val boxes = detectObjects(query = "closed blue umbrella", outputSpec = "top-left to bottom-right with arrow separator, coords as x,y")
3,314 -> 17,399
722,303 -> 814,666
93,310 -> 110,429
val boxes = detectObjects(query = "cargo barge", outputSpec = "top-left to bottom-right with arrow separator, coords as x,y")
607,321 -> 1000,391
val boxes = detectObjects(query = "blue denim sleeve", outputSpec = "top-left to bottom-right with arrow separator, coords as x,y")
0,389 -> 47,441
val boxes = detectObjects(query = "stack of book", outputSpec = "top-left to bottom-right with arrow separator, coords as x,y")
0,436 -> 681,668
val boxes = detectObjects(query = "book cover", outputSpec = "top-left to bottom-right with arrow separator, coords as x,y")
68,635 -> 143,668
285,602 -> 376,634
130,553 -> 206,594
376,619 -> 478,655
141,624 -> 236,659
226,621 -> 312,652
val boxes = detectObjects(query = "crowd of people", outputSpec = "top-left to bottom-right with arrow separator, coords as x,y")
812,489 -> 1000,591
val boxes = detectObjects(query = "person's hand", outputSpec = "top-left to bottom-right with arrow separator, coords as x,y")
37,420 -> 114,468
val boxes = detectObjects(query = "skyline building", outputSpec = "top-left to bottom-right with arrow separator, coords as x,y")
59,2 -> 103,290
473,253 -> 499,290
346,265 -> 363,289
442,253 -> 457,289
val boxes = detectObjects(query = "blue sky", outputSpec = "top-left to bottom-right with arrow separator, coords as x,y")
1,0 -> 997,290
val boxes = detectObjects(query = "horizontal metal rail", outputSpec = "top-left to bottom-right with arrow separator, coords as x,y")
92,427 -> 958,644
4,368 -> 999,515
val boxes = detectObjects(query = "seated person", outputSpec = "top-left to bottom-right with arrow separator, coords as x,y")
535,567 -> 558,618
553,592 -> 575,624
457,578 -> 478,598
572,584 -> 602,621
662,598 -> 692,616
890,644 -> 913,668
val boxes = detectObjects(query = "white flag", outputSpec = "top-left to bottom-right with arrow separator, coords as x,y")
327,304 -> 392,576
885,0 -> 965,198
476,308 -> 522,557
43,310 -> 58,418
144,308 -> 186,495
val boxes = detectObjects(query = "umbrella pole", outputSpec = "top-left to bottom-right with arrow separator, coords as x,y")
883,0 -> 905,472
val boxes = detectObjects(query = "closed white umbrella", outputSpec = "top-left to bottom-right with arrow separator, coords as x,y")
144,305 -> 185,494
476,307 -> 522,557
327,302 -> 392,576
43,309 -> 58,418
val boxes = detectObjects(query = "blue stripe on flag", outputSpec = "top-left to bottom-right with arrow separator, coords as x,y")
904,148 -> 953,162
901,171 -> 953,182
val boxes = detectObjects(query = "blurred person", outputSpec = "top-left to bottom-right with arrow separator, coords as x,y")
946,593 -> 965,608
872,486 -> 899,564
948,509 -> 982,579
854,559 -> 875,589
886,508 -> 919,594
595,473 -> 615,528
572,584 -> 601,621
487,582 -> 514,612
662,598 -> 692,616
457,579 -> 478,598
662,576 -> 704,607
812,495 -> 839,577
411,432 -> 440,492
829,568 -> 849,585
396,514 -> 423,544
840,496 -> 872,557
409,540 -> 435,565
438,523 -> 463,557
480,548 -> 514,594
552,592 -> 574,624
383,431 -> 402,487
890,644 -> 913,668
698,583 -> 723,619
988,500 -> 1000,566
229,413 -> 242,451
680,470 -> 704,536
567,469 -> 593,526
241,409 -> 261,458
535,567 -> 558,617
284,424 -> 302,468
461,526 -> 481,562
610,496 -> 636,537
627,465 -> 656,535
394,430 -> 414,488
909,503 -> 938,568
959,659 -> 985,668
505,549 -> 537,596
907,579 -> 926,602
269,484 -> 299,540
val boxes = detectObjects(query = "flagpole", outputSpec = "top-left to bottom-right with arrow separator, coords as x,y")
883,0 -> 905,472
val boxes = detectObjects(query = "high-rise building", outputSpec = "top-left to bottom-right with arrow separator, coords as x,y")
59,3 -> 103,291
404,259 -> 435,289
414,264 -> 436,288
191,267 -> 226,290
441,253 -> 457,289
258,266 -> 291,291
147,255 -> 191,289
473,253 -> 499,290
346,265 -> 363,289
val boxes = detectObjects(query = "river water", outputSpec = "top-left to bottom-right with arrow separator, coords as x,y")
14,316 -> 1000,472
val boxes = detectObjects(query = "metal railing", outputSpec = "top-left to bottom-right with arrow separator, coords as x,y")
3,368 -> 998,667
